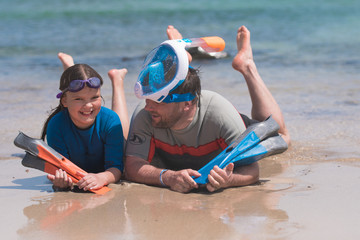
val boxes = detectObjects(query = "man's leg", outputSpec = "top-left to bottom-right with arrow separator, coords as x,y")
166,25 -> 193,63
232,26 -> 290,145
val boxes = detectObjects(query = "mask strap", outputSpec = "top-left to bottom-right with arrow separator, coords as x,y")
162,93 -> 195,103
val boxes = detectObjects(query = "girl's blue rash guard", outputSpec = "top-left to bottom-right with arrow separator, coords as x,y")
47,107 -> 124,173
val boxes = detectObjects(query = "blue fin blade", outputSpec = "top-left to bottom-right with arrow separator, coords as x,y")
193,116 -> 282,184
194,131 -> 260,184
230,135 -> 288,167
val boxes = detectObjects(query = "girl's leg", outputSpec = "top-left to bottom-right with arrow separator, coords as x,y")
108,69 -> 130,140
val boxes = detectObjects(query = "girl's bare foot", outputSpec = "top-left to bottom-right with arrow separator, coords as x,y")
58,52 -> 75,70
231,26 -> 255,75
108,68 -> 127,89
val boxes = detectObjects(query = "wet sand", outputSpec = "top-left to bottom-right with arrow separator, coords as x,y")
2,143 -> 359,239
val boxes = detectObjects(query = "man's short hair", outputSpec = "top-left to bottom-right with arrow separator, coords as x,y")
171,67 -> 201,103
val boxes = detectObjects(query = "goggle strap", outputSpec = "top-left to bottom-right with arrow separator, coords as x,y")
56,92 -> 63,99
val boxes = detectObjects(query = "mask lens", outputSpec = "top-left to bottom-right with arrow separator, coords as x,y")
138,44 -> 178,95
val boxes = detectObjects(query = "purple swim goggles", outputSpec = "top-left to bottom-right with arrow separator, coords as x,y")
56,77 -> 101,98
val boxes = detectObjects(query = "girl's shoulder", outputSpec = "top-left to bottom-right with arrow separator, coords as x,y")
48,109 -> 70,127
99,106 -> 119,119
98,107 -> 121,126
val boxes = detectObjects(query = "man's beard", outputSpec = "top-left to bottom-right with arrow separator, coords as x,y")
151,116 -> 179,128
150,110 -> 182,129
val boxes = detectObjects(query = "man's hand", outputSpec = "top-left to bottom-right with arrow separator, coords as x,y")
206,163 -> 234,192
163,169 -> 201,193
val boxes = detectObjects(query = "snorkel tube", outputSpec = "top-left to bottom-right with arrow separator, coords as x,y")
183,36 -> 225,52
135,36 -> 226,103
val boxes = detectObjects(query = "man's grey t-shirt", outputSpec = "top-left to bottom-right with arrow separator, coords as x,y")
126,90 -> 247,170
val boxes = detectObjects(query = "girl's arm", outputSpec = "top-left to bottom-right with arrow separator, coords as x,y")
77,168 -> 121,191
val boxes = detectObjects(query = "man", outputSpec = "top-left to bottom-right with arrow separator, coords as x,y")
124,25 -> 290,193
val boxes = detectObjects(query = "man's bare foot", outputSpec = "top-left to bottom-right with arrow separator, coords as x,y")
108,68 -> 127,89
58,52 -> 75,70
166,25 -> 183,40
166,25 -> 192,63
232,26 -> 255,75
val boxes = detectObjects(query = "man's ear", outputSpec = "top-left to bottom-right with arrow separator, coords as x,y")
183,101 -> 192,111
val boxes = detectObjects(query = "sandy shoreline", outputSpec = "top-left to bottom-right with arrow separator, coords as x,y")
1,143 -> 359,239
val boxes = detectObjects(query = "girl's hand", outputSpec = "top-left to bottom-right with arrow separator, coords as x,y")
47,169 -> 73,190
76,172 -> 107,191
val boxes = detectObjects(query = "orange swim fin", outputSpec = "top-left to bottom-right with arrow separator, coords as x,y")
14,132 -> 111,195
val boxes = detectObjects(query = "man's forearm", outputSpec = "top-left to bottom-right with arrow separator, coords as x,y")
125,155 -> 163,186
228,162 -> 259,187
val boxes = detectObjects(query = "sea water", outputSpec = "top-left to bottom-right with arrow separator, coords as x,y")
0,0 -> 359,159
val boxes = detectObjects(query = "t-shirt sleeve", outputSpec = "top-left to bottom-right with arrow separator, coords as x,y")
125,102 -> 153,161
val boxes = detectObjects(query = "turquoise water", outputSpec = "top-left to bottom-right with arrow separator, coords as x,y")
1,0 -> 359,159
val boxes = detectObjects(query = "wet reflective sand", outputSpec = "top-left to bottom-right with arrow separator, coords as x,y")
2,143 -> 359,239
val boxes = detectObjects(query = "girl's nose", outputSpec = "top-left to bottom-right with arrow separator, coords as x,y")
84,100 -> 93,108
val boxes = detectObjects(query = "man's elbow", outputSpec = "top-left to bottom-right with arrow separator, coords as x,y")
124,160 -> 135,181
283,133 -> 291,147
248,163 -> 260,184
123,156 -> 143,182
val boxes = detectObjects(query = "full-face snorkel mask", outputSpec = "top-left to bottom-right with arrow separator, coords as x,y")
134,40 -> 195,103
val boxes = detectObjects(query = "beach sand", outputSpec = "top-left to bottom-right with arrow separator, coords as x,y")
1,143 -> 359,240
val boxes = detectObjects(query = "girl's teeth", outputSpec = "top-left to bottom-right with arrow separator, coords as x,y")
82,111 -> 92,115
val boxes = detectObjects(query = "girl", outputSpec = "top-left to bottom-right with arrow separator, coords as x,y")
41,54 -> 129,191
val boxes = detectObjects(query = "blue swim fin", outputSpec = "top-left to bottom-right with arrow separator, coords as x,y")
194,116 -> 283,184
220,135 -> 288,168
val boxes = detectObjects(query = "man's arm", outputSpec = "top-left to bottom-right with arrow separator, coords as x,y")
125,155 -> 201,193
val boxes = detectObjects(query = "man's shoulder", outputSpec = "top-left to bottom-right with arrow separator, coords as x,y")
131,101 -> 148,119
130,101 -> 152,127
200,90 -> 234,111
200,90 -> 222,99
